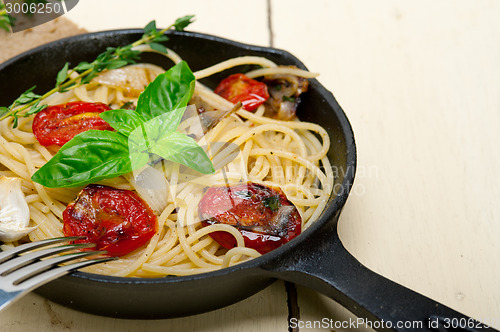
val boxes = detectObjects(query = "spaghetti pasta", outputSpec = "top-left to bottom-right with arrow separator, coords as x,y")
0,53 -> 333,277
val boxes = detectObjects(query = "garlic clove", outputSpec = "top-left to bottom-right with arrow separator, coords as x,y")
126,165 -> 169,215
0,176 -> 35,242
0,226 -> 37,242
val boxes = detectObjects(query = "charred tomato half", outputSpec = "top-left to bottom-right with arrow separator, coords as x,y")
199,182 -> 301,254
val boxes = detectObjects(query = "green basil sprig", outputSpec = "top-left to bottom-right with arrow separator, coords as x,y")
31,61 -> 214,188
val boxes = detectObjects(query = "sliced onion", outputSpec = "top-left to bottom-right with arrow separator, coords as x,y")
127,165 -> 169,215
92,64 -> 164,98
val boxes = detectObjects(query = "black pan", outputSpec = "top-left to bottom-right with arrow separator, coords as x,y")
0,30 -> 495,331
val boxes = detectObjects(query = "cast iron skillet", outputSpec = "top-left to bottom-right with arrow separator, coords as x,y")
0,30 -> 495,331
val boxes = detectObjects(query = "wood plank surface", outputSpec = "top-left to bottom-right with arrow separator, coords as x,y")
271,2 -> 500,330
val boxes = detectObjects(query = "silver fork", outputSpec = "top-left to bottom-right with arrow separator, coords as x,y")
0,236 -> 113,311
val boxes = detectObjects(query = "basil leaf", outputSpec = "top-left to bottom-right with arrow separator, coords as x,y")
127,110 -> 188,169
31,57 -> 212,188
100,109 -> 146,136
151,106 -> 188,136
31,130 -> 133,188
127,124 -> 152,171
150,131 -> 214,174
135,61 -> 195,121
127,110 -> 185,149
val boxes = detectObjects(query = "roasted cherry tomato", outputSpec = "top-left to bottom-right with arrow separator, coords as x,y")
199,182 -> 301,254
32,101 -> 113,146
214,73 -> 270,112
63,184 -> 158,257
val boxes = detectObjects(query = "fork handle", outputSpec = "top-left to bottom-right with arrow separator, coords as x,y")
0,289 -> 22,311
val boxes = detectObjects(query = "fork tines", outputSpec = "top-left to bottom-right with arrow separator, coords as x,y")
0,237 -> 113,310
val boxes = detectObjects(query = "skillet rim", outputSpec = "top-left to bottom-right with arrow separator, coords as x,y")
0,28 -> 356,284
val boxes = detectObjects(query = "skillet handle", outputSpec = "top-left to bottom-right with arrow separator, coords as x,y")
262,220 -> 497,332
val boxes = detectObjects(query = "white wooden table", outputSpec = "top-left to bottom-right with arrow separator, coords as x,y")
1,1 -> 499,331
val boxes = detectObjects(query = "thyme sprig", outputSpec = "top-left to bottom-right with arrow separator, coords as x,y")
0,15 -> 195,127
0,2 -> 14,32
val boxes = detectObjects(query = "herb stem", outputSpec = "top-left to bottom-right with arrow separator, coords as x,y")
132,27 -> 169,47
0,16 -> 195,125
130,17 -> 188,48
0,68 -> 94,122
